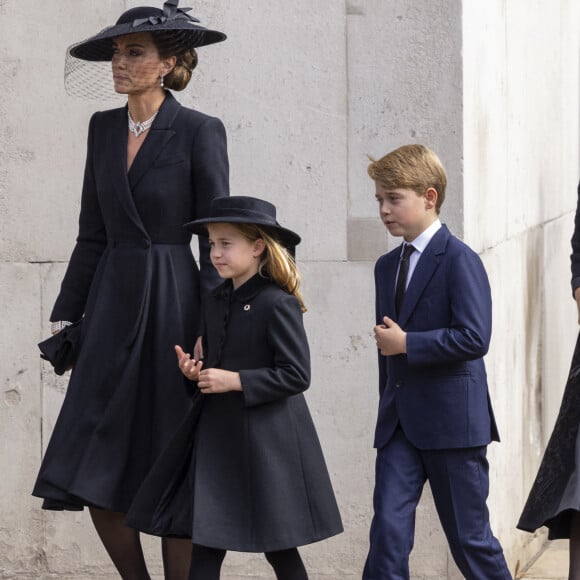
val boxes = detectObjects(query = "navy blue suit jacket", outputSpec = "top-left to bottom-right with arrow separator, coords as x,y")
374,224 -> 500,450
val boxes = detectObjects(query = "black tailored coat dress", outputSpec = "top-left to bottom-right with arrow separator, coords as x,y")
518,181 -> 580,539
126,274 -> 343,552
32,91 -> 229,513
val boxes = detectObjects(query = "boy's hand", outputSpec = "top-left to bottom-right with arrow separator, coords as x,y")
175,345 -> 203,381
197,368 -> 242,394
374,316 -> 407,356
575,287 -> 580,324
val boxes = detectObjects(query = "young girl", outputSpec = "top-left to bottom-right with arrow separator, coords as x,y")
130,196 -> 343,579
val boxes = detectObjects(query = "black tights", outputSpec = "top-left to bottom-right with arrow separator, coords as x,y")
89,507 -> 191,580
188,544 -> 308,580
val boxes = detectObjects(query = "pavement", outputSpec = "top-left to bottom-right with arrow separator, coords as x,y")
518,539 -> 569,579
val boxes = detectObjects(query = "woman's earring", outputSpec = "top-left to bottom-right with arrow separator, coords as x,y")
160,75 -> 164,87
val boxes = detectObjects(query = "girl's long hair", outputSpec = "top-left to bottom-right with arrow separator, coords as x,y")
235,223 -> 306,313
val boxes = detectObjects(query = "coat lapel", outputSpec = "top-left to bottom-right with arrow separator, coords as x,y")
398,225 -> 450,325
127,91 -> 181,191
378,251 -> 400,320
103,108 -> 149,238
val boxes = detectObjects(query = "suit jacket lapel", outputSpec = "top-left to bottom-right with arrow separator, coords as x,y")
398,225 -> 450,325
127,91 -> 180,191
379,251 -> 400,320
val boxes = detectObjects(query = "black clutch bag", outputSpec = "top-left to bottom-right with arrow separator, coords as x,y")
38,321 -> 82,376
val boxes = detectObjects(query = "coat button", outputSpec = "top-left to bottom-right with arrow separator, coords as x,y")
395,382 -> 401,388
243,304 -> 251,311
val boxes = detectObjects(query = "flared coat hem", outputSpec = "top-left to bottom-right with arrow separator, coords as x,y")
517,332 -> 580,539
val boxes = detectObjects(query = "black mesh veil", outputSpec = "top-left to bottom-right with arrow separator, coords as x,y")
64,48 -> 120,100
63,0 -> 225,100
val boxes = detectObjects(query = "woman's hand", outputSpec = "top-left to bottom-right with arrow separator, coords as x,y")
575,287 -> 580,325
175,345 -> 203,381
197,368 -> 242,394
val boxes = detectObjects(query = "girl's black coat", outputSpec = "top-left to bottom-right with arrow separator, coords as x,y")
33,92 -> 229,512
128,275 -> 343,552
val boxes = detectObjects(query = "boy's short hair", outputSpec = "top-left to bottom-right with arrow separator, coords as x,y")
368,144 -> 447,213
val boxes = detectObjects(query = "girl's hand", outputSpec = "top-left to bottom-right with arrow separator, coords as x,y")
175,345 -> 203,381
193,336 -> 204,361
197,368 -> 242,394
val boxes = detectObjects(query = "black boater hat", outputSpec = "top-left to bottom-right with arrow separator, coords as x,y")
185,196 -> 302,250
69,0 -> 226,61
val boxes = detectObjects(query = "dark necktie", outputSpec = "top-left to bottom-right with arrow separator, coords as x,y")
395,244 -> 416,316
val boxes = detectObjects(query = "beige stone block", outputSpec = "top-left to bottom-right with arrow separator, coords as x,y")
481,237 -> 536,569
187,0 -> 349,263
298,261 -> 377,576
463,0 -> 509,253
464,0 -> 579,253
0,263 -> 44,574
0,1 -> 123,263
347,0 -> 464,238
39,263 -> 71,452
347,217 -> 390,262
479,221 -> 575,571
542,214 -> 577,440
504,0 -> 578,230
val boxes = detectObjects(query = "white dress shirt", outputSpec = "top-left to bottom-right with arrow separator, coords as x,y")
397,219 -> 442,290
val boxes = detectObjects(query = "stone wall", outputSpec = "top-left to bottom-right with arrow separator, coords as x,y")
1,0 -> 579,578
463,0 -> 580,571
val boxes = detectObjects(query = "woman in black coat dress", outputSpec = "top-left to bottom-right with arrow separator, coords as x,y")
32,2 -> 228,577
128,196 -> 343,579
518,182 -> 580,579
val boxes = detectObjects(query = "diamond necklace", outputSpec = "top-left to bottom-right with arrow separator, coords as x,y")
128,110 -> 158,137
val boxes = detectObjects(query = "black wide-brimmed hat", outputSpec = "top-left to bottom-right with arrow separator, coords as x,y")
69,0 -> 226,61
185,196 -> 302,249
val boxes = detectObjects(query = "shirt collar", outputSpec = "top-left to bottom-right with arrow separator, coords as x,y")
403,219 -> 442,255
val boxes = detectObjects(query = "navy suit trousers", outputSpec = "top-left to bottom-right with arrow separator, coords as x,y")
363,428 -> 511,580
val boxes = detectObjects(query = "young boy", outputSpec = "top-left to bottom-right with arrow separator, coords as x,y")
363,145 -> 511,579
